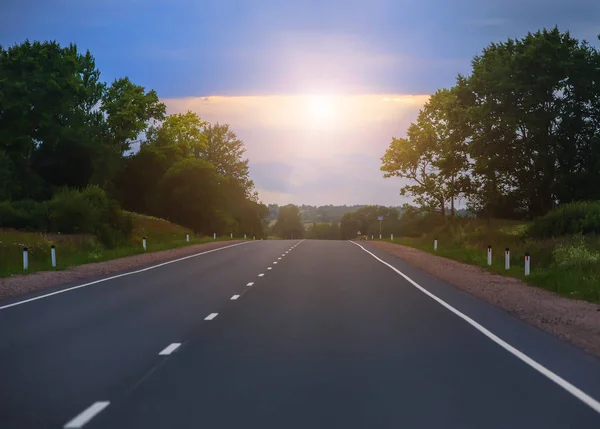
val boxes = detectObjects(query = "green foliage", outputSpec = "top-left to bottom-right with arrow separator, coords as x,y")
381,89 -> 470,217
307,222 -> 340,240
0,39 -> 270,245
273,205 -> 304,239
0,187 -> 131,248
382,27 -> 600,221
340,205 -> 401,239
0,40 -> 105,198
0,200 -> 49,231
384,217 -> 600,303
101,77 -> 166,152
527,201 -> 600,238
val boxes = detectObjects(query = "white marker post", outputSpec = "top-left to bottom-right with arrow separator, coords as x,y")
143,237 -> 147,250
525,252 -> 531,276
390,233 -> 394,240
253,236 -> 256,240
434,239 -> 438,251
23,247 -> 29,270
371,235 -> 374,240
487,245 -> 492,266
379,234 -> 382,240
230,233 -> 233,239
213,233 -> 216,240
244,234 -> 247,239
505,248 -> 510,270
186,233 -> 190,242
51,245 -> 56,268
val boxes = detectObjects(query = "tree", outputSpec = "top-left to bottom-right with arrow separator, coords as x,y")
457,27 -> 600,218
307,222 -> 340,240
146,111 -> 207,163
101,77 -> 166,153
0,40 -> 105,198
273,204 -> 304,239
159,158 -> 221,234
339,206 -> 400,239
201,123 -> 254,197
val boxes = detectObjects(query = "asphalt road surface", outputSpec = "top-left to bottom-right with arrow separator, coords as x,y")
2,240 -> 600,428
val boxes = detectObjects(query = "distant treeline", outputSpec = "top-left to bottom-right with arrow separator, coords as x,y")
0,40 -> 267,244
266,204 -> 410,223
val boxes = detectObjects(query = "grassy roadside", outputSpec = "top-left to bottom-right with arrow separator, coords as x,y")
0,213 -> 243,277
376,218 -> 600,303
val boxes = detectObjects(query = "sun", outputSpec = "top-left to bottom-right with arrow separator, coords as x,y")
307,95 -> 336,119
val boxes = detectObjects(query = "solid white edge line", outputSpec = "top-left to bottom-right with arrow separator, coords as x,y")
1,241 -> 255,311
230,295 -> 240,300
204,313 -> 218,320
158,343 -> 181,356
350,241 -> 600,414
64,401 -> 110,428
246,282 -> 254,287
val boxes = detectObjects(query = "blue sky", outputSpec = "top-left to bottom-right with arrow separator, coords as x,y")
2,0 -> 599,205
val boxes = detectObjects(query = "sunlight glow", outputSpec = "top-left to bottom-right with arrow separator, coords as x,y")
307,95 -> 336,119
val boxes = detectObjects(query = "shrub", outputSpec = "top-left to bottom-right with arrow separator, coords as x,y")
527,201 -> 600,238
49,188 -> 95,233
48,186 -> 132,247
0,200 -> 49,230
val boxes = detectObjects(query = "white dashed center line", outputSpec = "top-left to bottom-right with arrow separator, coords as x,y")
231,295 -> 240,300
64,401 -> 110,428
278,257 -> 281,260
246,282 -> 254,287
204,313 -> 218,320
267,267 -> 272,270
273,261 -> 278,264
258,273 -> 265,277
158,343 -> 181,356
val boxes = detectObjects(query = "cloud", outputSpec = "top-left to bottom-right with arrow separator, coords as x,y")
163,93 -> 428,205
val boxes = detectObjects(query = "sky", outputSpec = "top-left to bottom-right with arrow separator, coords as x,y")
1,0 -> 599,206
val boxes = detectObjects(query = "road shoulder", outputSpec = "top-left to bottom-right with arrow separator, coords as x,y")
0,240 -> 247,303
367,241 -> 600,359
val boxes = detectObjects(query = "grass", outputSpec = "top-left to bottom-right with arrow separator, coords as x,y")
0,212 -> 241,278
380,217 -> 600,303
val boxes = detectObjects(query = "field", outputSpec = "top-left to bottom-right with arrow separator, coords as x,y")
382,218 -> 600,303
0,212 -> 237,278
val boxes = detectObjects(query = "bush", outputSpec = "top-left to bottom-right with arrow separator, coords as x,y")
0,200 -> 49,230
527,201 -> 600,238
1,186 -> 133,248
49,186 -> 132,247
49,189 -> 95,233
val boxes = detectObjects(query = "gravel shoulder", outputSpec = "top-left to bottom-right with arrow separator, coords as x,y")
0,240 -> 245,302
368,241 -> 600,359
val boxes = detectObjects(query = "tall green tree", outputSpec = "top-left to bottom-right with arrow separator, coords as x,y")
201,123 -> 254,197
273,204 -> 304,239
457,27 -> 600,218
381,89 -> 469,216
0,40 -> 105,198
159,158 -> 221,234
101,77 -> 166,153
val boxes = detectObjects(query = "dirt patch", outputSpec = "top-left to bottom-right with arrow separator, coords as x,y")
0,241 -> 246,302
368,241 -> 600,359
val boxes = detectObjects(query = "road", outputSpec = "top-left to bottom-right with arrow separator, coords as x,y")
1,239 -> 600,428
